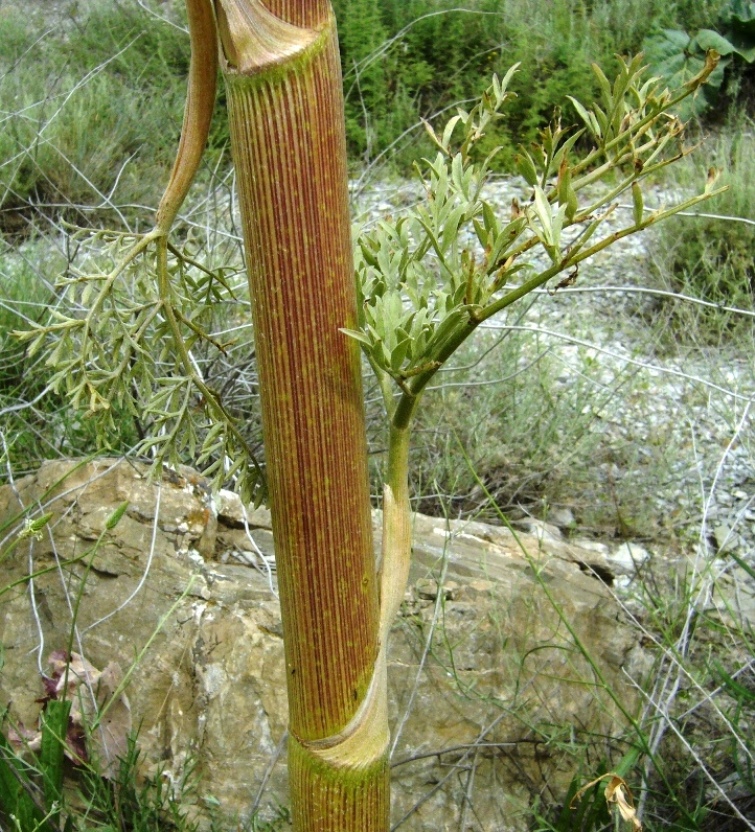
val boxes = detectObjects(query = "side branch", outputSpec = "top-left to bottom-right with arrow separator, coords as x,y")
156,0 -> 218,232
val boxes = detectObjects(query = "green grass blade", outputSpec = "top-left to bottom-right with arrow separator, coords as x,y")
39,699 -> 71,820
0,728 -> 45,830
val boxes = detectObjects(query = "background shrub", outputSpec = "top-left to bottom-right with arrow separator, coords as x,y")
650,117 -> 755,342
0,0 -> 738,235
643,0 -> 755,119
336,0 -> 731,169
0,2 -> 195,231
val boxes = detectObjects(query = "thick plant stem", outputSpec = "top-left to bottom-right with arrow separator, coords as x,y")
216,1 -> 387,828
288,741 -> 389,832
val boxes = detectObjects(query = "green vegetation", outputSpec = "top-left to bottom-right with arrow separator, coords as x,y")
0,238 -> 59,392
643,0 -> 755,118
0,719 -> 204,832
0,0 -> 738,232
0,2 -> 198,232
1,1 -> 754,830
650,118 -> 755,342
333,0 -> 731,167
1,0 -> 752,524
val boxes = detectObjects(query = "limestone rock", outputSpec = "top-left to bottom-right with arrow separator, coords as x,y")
0,459 -> 649,830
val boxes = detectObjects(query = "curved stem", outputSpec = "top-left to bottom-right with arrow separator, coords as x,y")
155,0 -> 218,232
378,422 -> 413,644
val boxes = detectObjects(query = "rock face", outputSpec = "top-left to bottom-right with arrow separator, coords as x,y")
0,459 -> 649,829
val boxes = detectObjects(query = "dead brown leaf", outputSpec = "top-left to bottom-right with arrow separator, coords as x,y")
571,772 -> 641,831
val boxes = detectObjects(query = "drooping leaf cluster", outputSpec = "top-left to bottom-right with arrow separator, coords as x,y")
14,230 -> 263,503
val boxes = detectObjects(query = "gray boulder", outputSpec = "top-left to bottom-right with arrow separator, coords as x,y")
0,459 -> 648,829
